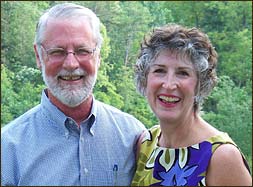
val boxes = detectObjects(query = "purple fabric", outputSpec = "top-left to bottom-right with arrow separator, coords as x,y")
151,141 -> 212,186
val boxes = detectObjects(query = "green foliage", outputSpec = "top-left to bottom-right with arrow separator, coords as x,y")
13,83 -> 45,119
1,64 -> 44,126
210,29 -> 252,88
1,1 -> 252,168
14,66 -> 43,91
94,70 -> 124,109
1,64 -> 16,126
1,64 -> 44,127
93,21 -> 124,109
1,1 -> 48,71
203,76 -> 252,159
99,23 -> 111,61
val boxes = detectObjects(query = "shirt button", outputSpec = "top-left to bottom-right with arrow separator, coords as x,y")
65,132 -> 69,138
84,168 -> 88,174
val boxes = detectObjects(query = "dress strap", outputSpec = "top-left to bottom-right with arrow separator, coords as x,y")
210,133 -> 251,174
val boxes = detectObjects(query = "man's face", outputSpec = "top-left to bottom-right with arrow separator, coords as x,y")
38,18 -> 100,107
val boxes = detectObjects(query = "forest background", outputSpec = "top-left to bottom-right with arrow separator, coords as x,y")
1,1 -> 252,170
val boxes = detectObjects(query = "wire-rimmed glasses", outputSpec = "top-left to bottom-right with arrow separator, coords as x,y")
40,44 -> 97,63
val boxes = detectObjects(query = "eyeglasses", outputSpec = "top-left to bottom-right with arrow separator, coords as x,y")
40,44 -> 97,63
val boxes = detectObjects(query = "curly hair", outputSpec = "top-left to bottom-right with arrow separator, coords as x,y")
135,23 -> 218,112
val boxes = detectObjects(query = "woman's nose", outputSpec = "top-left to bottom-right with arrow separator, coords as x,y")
162,74 -> 178,90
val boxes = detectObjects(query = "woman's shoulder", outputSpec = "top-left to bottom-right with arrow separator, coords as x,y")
141,125 -> 161,143
148,124 -> 162,135
197,118 -> 235,147
207,132 -> 234,144
206,143 -> 252,185
136,125 -> 160,154
206,132 -> 239,154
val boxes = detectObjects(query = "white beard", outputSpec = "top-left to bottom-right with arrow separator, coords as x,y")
41,64 -> 97,107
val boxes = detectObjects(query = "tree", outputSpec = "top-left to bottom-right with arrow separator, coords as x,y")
203,76 -> 252,160
1,2 -> 49,72
1,1 -> 251,168
1,64 -> 16,126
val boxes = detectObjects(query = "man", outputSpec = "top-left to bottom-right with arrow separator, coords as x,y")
1,3 -> 145,186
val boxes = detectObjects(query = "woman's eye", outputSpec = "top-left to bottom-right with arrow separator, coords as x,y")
153,69 -> 165,73
178,71 -> 189,76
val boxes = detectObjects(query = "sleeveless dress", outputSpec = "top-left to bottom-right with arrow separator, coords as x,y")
132,125 -> 250,186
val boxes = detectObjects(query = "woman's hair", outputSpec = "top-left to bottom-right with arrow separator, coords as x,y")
34,3 -> 103,58
135,23 -> 218,112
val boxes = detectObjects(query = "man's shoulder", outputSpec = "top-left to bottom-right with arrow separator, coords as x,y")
97,100 -> 133,117
96,100 -> 145,128
1,105 -> 41,138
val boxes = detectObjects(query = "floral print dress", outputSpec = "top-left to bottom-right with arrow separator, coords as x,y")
132,125 -> 250,186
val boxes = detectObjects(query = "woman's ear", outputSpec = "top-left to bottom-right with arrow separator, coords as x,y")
34,44 -> 42,69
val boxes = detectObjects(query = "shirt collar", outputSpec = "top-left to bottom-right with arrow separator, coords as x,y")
40,89 -> 98,136
83,95 -> 97,136
41,89 -> 69,135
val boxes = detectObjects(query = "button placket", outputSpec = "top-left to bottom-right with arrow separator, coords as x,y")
84,168 -> 88,175
79,124 -> 92,185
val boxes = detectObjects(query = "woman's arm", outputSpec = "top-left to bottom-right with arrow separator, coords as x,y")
206,143 -> 252,186
135,130 -> 147,160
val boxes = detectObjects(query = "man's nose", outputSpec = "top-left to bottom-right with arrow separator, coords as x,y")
62,52 -> 79,70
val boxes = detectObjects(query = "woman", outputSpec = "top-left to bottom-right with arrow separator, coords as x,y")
132,24 -> 251,186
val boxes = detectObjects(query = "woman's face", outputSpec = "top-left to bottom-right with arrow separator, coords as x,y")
145,50 -> 198,124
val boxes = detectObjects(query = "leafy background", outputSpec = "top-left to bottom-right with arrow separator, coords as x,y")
1,1 -> 252,171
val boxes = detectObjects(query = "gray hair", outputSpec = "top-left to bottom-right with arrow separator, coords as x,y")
135,23 -> 218,112
34,3 -> 103,59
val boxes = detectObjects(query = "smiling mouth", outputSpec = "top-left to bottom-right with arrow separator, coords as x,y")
158,95 -> 180,103
59,75 -> 84,81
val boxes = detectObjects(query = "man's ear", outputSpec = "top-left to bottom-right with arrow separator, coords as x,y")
97,53 -> 101,69
34,44 -> 42,69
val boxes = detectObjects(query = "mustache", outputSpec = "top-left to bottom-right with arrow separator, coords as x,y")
56,69 -> 87,77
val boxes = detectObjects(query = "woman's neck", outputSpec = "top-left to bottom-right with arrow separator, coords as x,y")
158,114 -> 202,148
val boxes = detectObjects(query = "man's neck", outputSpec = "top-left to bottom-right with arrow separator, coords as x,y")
47,90 -> 93,126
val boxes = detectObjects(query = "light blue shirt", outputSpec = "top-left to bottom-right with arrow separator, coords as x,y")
1,90 -> 146,186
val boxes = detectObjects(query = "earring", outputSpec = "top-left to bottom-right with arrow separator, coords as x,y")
194,95 -> 201,104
